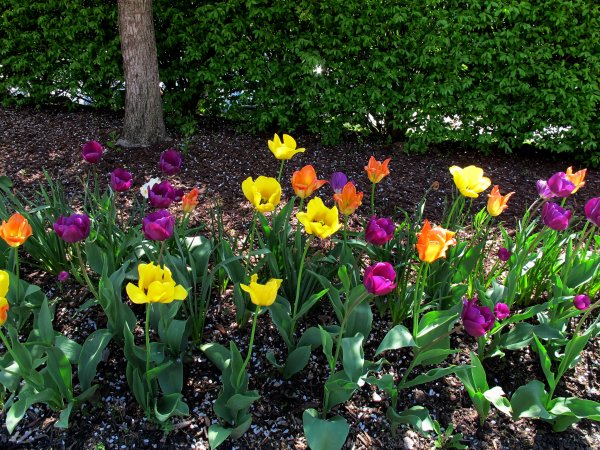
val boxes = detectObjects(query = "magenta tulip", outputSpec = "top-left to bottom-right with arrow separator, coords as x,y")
142,210 -> 174,241
547,172 -> 575,198
573,294 -> 590,311
148,180 -> 183,208
57,271 -> 70,282
542,202 -> 572,231
494,303 -> 510,320
584,197 -> 600,226
363,262 -> 397,296
159,149 -> 183,175
110,168 -> 133,192
365,216 -> 395,245
82,141 -> 103,163
54,214 -> 91,243
497,247 -> 511,262
536,180 -> 555,200
461,298 -> 495,337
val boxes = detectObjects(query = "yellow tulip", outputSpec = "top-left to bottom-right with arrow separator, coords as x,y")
0,270 -> 9,326
242,176 -> 282,213
0,297 -> 8,326
297,197 -> 341,239
268,134 -> 306,160
449,165 -> 491,198
240,274 -> 283,307
126,262 -> 187,304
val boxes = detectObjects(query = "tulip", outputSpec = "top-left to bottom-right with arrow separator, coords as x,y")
494,303 -> 510,320
140,177 -> 161,199
416,219 -> 456,263
110,168 -> 133,192
536,180 -> 555,200
449,165 -> 491,198
58,271 -> 70,282
565,167 -> 586,193
584,197 -> 600,226
547,172 -> 575,198
182,187 -> 200,214
159,148 -> 183,175
0,296 -> 8,327
291,165 -> 327,199
497,247 -> 511,262
365,156 -> 391,184
487,185 -> 514,217
240,274 -> 283,307
0,270 -> 8,326
242,176 -> 282,213
542,202 -> 571,231
126,262 -> 187,304
82,140 -> 103,163
573,294 -> 590,311
148,180 -> 182,208
330,172 -> 348,194
268,134 -> 306,160
363,262 -> 397,296
365,216 -> 395,245
0,213 -> 32,247
54,214 -> 91,243
334,182 -> 363,216
462,298 -> 495,337
297,197 -> 341,239
142,209 -> 174,241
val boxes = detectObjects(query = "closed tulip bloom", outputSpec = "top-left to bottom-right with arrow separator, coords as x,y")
297,197 -> 341,239
268,134 -> 306,160
547,172 -> 575,198
487,185 -> 514,217
462,298 -> 495,337
182,187 -> 200,213
291,165 -> 327,199
536,180 -> 555,200
240,274 -> 283,307
0,213 -> 32,247
0,270 -> 9,326
365,216 -> 395,245
416,219 -> 456,263
542,202 -> 571,231
54,214 -> 91,243
110,168 -> 133,192
82,140 -> 103,163
57,271 -> 70,282
126,262 -> 187,304
584,197 -> 600,226
334,182 -> 363,216
365,156 -> 391,183
494,303 -> 510,320
565,166 -> 586,193
242,176 -> 282,213
497,247 -> 511,262
142,209 -> 174,241
449,165 -> 491,198
148,180 -> 182,208
363,262 -> 397,296
573,294 -> 590,311
159,149 -> 183,175
330,172 -> 348,194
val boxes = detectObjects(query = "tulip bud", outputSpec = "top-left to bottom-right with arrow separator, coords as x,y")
363,262 -> 397,296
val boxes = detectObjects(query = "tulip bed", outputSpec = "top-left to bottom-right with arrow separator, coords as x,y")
0,116 -> 599,448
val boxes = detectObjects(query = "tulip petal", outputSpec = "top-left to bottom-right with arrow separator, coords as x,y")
126,283 -> 148,304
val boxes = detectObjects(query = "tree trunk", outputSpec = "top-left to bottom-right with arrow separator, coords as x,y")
117,0 -> 166,148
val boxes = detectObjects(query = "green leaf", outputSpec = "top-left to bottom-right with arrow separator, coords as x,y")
297,326 -> 325,350
78,329 -> 113,391
200,342 -> 230,372
283,345 -> 311,379
511,380 -> 551,420
46,347 -> 73,401
532,335 -> 555,390
483,386 -> 512,416
344,301 -> 373,341
375,324 -> 416,355
208,424 -> 233,449
154,393 -> 188,422
55,402 -> 73,429
302,408 -> 350,450
36,297 -> 54,346
386,405 -> 435,436
557,330 -> 592,382
319,325 -> 335,370
297,288 -> 329,318
401,366 -> 468,390
225,392 -> 260,411
342,333 -> 364,382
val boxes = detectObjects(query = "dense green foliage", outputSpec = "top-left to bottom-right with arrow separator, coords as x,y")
1,1 -> 599,160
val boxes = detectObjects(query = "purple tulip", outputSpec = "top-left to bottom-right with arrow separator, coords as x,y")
536,180 -> 555,200
573,294 -> 590,311
547,172 -> 575,198
497,247 -> 511,262
110,168 -> 133,192
542,202 -> 572,231
53,214 -> 91,243
57,271 -> 70,282
494,303 -> 510,320
461,298 -> 495,338
159,149 -> 183,175
142,210 -> 174,241
148,180 -> 183,208
584,197 -> 600,226
365,216 -> 396,245
363,262 -> 397,296
330,172 -> 348,194
82,141 -> 103,164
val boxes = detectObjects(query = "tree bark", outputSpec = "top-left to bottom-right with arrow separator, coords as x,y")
117,0 -> 166,148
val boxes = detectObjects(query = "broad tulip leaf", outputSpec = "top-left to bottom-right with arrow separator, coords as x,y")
78,329 -> 113,391
200,342 -> 230,372
36,297 -> 54,346
55,402 -> 73,429
401,366 -> 469,390
511,380 -> 552,420
344,301 -> 372,340
386,405 -> 435,436
154,393 -> 188,422
484,386 -> 512,416
342,334 -> 364,382
375,324 -> 416,355
208,424 -> 233,449
283,345 -> 312,379
225,392 -> 260,411
303,408 -> 349,450
46,347 -> 73,401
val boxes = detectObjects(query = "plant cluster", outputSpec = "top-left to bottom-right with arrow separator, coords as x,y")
0,135 -> 599,448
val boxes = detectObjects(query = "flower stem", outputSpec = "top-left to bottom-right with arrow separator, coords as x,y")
12,247 -> 20,302
75,243 -> 98,298
245,211 -> 258,278
370,182 -> 376,216
290,235 -> 313,338
277,160 -> 285,183
412,264 -> 428,336
145,304 -> 152,414
237,306 -> 260,387
343,214 -> 349,246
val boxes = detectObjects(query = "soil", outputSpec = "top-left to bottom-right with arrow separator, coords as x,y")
0,105 -> 599,450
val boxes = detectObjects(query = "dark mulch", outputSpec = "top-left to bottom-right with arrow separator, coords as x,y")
0,105 -> 599,449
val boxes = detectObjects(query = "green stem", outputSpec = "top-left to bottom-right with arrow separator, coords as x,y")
277,160 -> 285,183
75,243 -> 98,298
237,306 -> 260,387
12,247 -> 19,303
370,182 -> 376,217
343,214 -> 349,246
145,304 -> 152,413
245,211 -> 258,278
412,264 -> 428,336
0,329 -> 20,369
157,240 -> 166,267
290,235 -> 313,338
477,336 -> 486,361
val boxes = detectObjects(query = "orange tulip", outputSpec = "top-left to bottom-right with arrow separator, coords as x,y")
416,219 -> 456,263
0,213 -> 32,248
291,165 -> 327,199
0,297 -> 8,327
334,182 -> 364,216
565,166 -> 586,193
182,187 -> 199,213
487,185 -> 515,217
365,156 -> 391,183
